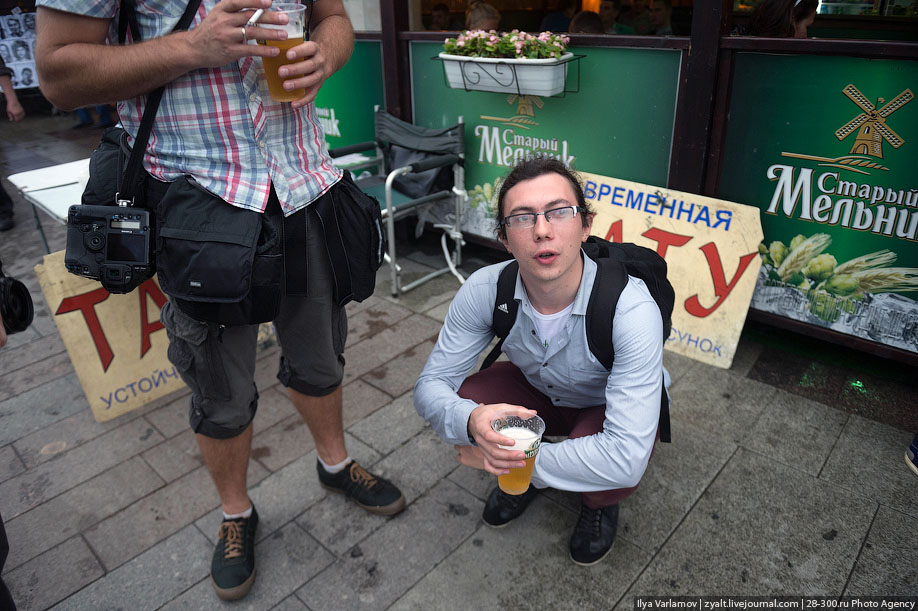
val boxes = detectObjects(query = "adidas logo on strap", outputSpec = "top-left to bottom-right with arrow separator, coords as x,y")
497,303 -> 509,314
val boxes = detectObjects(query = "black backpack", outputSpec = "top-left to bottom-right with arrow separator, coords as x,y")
481,235 -> 674,442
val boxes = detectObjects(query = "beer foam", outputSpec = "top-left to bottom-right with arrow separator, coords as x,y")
264,5 -> 305,37
497,426 -> 540,451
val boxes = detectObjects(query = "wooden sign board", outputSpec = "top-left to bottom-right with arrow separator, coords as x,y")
581,172 -> 764,369
35,251 -> 185,422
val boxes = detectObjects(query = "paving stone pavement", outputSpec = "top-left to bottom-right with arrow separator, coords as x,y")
1,114 -> 916,610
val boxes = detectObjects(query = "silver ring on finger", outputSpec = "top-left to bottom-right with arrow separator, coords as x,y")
241,26 -> 247,43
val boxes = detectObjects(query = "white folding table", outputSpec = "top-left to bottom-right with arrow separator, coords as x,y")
7,158 -> 90,253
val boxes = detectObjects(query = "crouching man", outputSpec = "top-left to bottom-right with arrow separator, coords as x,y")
414,158 -> 669,565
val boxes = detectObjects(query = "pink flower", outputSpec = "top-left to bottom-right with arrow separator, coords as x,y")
457,40 -> 465,47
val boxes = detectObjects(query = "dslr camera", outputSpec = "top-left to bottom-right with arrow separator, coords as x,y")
0,261 -> 34,336
65,205 -> 155,294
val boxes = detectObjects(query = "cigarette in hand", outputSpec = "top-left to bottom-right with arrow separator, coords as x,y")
246,9 -> 264,27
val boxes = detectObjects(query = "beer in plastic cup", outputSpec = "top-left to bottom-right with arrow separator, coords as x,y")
259,4 -> 306,102
493,415 -> 545,496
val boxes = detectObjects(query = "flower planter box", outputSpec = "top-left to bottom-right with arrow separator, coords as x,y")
438,52 -> 574,97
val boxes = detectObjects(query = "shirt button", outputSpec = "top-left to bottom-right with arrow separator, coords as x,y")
249,94 -> 256,102
259,141 -> 266,148
531,330 -> 536,335
547,384 -> 553,388
542,363 -> 547,367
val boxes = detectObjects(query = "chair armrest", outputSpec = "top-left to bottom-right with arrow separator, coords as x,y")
328,141 -> 376,158
408,154 -> 459,174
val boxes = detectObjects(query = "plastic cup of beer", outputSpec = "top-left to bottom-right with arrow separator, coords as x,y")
493,415 -> 545,496
259,3 -> 306,102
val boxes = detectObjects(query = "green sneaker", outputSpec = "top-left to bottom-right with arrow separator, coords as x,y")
317,460 -> 406,516
211,506 -> 258,600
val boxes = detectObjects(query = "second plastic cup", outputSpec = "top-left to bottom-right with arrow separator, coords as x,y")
259,3 -> 306,102
493,415 -> 545,495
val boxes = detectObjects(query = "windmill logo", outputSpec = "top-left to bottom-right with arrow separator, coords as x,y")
479,94 -> 543,130
782,84 -> 913,175
835,84 -> 913,159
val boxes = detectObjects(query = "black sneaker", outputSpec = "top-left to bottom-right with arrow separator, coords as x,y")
482,485 -> 538,528
569,503 -> 618,566
211,506 -> 258,600
317,460 -> 406,516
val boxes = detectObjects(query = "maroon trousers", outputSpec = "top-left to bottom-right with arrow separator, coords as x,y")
458,361 -> 653,509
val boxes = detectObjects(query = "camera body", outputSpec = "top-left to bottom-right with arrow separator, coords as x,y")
65,205 -> 155,294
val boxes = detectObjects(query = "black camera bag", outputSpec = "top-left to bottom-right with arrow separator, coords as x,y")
153,176 -> 283,326
81,126 -> 135,208
312,171 -> 385,307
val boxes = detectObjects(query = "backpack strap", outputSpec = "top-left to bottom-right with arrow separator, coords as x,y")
587,257 -> 672,443
480,260 -> 519,370
659,391 -> 672,443
586,258 -> 628,370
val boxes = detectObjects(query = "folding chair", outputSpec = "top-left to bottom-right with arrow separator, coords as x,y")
329,107 -> 467,297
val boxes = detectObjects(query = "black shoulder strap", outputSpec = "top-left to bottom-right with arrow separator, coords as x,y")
118,0 -> 202,205
659,391 -> 671,443
588,257 -> 671,443
480,260 -> 519,370
118,0 -> 139,44
586,258 -> 628,370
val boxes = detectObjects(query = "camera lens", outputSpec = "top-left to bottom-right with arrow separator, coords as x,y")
85,232 -> 105,252
0,276 -> 34,335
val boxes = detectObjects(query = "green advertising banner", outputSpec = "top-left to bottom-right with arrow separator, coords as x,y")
718,53 -> 918,355
410,41 -> 681,241
314,40 -> 384,148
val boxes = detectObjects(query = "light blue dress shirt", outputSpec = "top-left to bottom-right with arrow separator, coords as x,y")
414,254 -> 670,492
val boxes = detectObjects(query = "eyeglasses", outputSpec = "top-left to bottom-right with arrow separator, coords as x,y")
501,206 -> 582,230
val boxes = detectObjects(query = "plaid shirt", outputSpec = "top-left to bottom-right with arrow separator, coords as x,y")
38,0 -> 342,215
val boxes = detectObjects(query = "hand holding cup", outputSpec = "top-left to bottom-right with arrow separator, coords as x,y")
186,0 -> 288,69
467,403 -> 539,476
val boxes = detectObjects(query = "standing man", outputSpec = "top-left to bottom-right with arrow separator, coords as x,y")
35,0 -> 405,601
0,257 -> 17,610
0,55 -> 26,232
415,158 -> 667,566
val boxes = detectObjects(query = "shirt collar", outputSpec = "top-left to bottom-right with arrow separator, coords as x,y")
513,249 -> 595,317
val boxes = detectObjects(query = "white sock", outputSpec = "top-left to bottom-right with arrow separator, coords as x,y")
223,505 -> 253,521
319,456 -> 351,474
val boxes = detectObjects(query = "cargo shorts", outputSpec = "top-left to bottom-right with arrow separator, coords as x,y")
160,203 -> 348,440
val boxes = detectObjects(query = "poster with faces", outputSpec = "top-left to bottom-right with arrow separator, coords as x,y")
1,14 -> 37,90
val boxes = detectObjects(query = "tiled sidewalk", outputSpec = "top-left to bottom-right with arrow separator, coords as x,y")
1,114 -> 915,610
